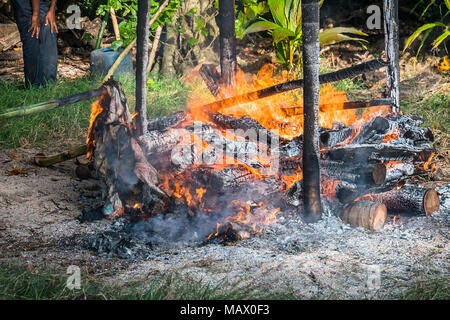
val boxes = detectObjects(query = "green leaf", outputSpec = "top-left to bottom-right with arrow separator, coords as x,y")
268,0 -> 287,27
432,30 -> 450,48
320,33 -> 367,46
403,22 -> 448,51
445,0 -> 450,11
272,27 -> 295,43
319,27 -> 368,46
110,40 -> 123,51
244,20 -> 279,34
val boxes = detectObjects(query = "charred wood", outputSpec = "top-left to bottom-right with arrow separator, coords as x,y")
147,111 -> 189,131
322,161 -> 386,186
370,185 -> 439,216
211,113 -> 282,145
200,64 -> 221,96
325,144 -> 433,164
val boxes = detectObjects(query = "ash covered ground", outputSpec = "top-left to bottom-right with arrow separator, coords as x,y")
0,148 -> 449,298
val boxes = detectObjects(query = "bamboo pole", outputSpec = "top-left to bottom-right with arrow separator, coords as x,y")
0,88 -> 103,120
34,145 -> 87,167
301,0 -> 322,222
95,10 -> 110,50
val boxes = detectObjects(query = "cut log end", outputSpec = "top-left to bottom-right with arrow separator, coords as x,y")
342,201 -> 387,232
423,189 -> 440,216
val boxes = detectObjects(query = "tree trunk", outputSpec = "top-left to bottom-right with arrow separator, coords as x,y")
301,0 -> 322,222
135,0 -> 151,137
217,0 -> 237,87
383,0 -> 400,113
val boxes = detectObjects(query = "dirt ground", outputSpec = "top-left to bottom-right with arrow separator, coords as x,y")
0,146 -> 448,299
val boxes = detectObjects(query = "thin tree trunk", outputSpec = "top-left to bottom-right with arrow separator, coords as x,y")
217,0 -> 237,87
110,7 -> 121,41
301,0 -> 322,222
147,25 -> 163,73
383,0 -> 400,113
135,0 -> 151,138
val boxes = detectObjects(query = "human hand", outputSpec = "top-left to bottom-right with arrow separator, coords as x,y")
45,9 -> 58,34
28,14 -> 40,38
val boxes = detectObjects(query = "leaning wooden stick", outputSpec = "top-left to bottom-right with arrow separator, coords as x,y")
34,145 -> 87,167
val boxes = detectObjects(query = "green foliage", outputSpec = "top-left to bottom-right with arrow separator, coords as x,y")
243,0 -> 367,76
404,0 -> 449,64
92,0 -> 180,49
235,0 -> 270,39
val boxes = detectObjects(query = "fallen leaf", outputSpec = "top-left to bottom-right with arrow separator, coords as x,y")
7,165 -> 26,176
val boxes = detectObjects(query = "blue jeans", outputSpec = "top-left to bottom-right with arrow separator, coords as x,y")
11,0 -> 58,87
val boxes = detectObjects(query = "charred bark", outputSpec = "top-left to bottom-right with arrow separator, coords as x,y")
200,64 -> 221,96
325,144 -> 433,164
217,0 -> 237,86
211,113 -> 283,145
135,0 -> 151,137
301,0 -> 322,221
371,185 -> 439,215
384,0 -> 400,113
322,161 -> 386,186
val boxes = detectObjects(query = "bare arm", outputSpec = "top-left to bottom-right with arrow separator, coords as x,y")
28,0 -> 40,38
45,0 -> 58,34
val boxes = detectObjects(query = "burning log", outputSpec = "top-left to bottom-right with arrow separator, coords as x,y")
147,111 -> 189,131
198,59 -> 388,114
211,113 -> 282,145
322,161 -> 386,186
369,185 -> 440,216
341,201 -> 387,231
88,80 -> 168,219
351,116 -> 391,144
320,127 -> 353,148
325,144 -> 434,164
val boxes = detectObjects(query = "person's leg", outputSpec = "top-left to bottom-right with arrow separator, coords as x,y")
11,0 -> 40,87
37,0 -> 57,86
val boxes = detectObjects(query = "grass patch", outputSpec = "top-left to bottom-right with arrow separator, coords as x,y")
0,75 -> 188,150
0,263 -> 271,300
401,90 -> 450,133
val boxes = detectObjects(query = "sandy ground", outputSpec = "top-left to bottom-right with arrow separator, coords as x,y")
0,147 -> 448,299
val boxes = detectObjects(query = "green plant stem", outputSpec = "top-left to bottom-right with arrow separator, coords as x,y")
0,88 -> 103,120
95,10 -> 110,50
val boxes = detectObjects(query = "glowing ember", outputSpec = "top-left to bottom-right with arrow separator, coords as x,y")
382,128 -> 400,142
